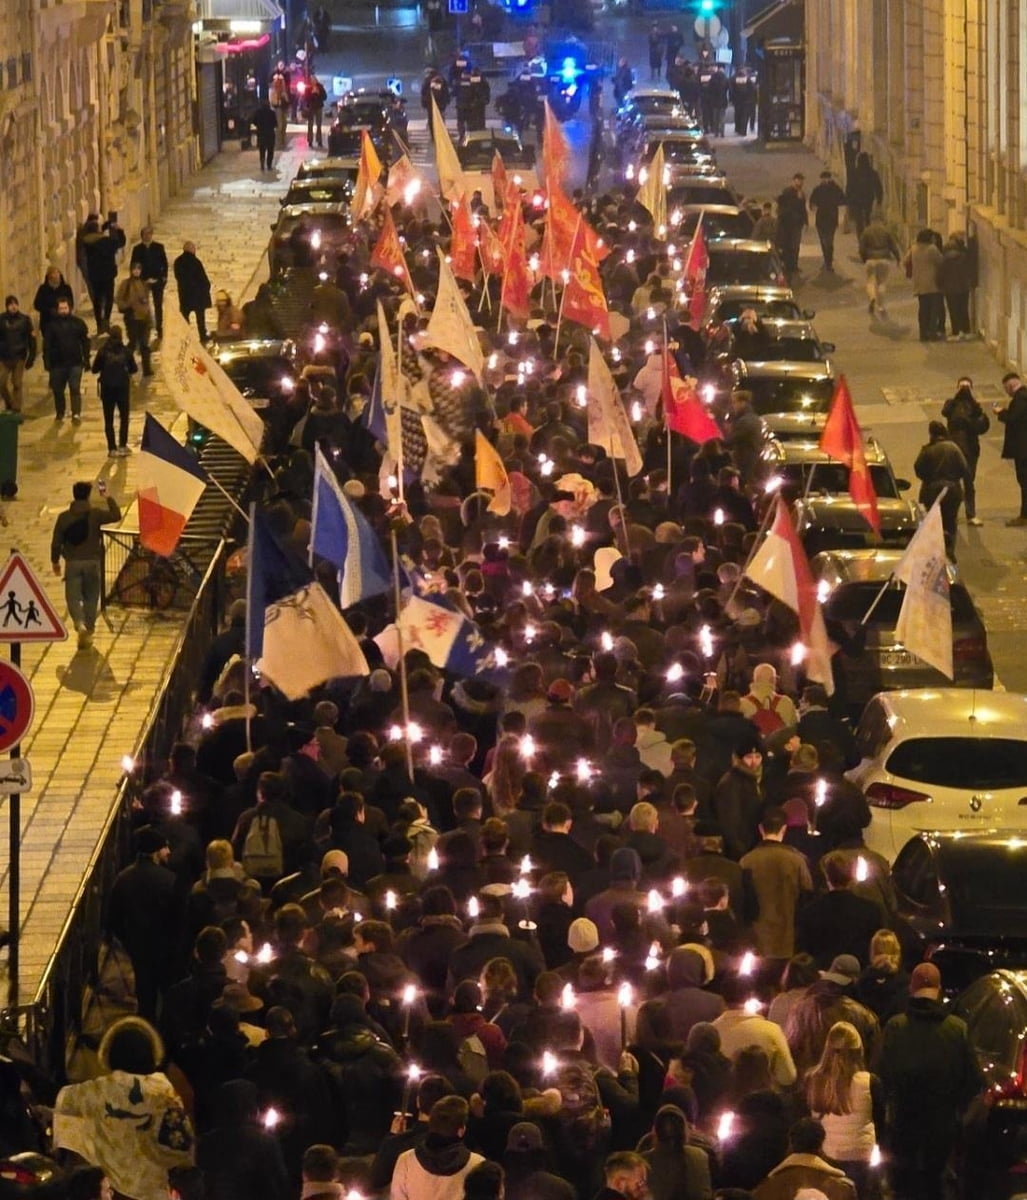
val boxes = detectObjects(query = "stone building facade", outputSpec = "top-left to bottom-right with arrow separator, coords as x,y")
804,0 -> 1027,368
0,0 -> 198,314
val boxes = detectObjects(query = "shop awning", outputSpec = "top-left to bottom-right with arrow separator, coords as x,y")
197,0 -> 283,30
742,0 -> 803,41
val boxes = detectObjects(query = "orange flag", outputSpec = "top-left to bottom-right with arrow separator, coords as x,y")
450,196 -> 478,283
479,219 -> 504,275
540,182 -> 582,281
370,207 -> 415,296
820,375 -> 880,533
542,100 -> 570,187
500,198 -> 531,320
662,351 -> 721,443
351,129 -> 383,221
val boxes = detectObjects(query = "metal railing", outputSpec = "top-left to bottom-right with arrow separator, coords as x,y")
0,541 -> 229,1074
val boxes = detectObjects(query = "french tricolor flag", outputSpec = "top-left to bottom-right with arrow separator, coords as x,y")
136,413 -> 209,557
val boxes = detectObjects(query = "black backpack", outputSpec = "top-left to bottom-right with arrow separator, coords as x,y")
99,344 -> 131,389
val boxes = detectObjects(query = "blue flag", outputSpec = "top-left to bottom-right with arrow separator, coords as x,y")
246,505 -> 312,660
363,360 -> 388,445
310,446 -> 393,608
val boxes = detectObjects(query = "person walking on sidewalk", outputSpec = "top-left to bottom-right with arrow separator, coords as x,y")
858,218 -> 901,318
130,226 -> 169,340
775,174 -> 808,282
808,170 -> 847,273
647,23 -> 664,81
0,296 -> 37,413
251,98 -> 278,170
50,479 -> 122,649
305,75 -> 327,148
173,242 -> 212,342
938,233 -> 975,340
91,325 -> 137,457
43,298 -> 90,422
845,152 -> 883,238
996,371 -> 1027,527
114,261 -> 154,376
942,377 -> 988,526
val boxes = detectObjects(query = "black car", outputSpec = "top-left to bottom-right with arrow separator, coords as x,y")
953,968 -> 1027,1196
268,203 -> 351,277
890,832 -> 1027,994
208,336 -> 300,452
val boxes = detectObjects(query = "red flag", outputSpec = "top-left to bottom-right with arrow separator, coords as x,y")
682,214 -> 709,330
492,151 -> 508,208
449,196 -> 478,282
370,207 -> 415,296
662,351 -> 721,442
500,197 -> 531,319
819,375 -> 881,534
542,100 -> 570,186
540,182 -> 580,281
562,215 -> 611,340
479,218 -> 504,275
744,497 -> 834,691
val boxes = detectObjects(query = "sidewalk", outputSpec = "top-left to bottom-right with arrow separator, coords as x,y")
0,133 -> 316,1005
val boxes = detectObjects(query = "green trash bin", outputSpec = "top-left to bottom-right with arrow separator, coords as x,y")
0,412 -> 25,493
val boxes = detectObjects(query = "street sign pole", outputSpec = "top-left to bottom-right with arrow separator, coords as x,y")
8,637 -> 19,1008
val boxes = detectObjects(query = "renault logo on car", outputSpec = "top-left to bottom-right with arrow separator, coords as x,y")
970,795 -> 984,813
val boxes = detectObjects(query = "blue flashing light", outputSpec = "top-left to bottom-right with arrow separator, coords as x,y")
561,56 -> 579,83
699,0 -> 715,10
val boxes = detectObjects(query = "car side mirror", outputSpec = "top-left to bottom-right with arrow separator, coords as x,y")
821,341 -> 835,353
896,478 -> 911,491
802,308 -> 816,319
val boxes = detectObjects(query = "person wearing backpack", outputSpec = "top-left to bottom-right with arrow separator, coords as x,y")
232,770 -> 308,886
740,663 -> 798,736
50,478 -> 122,649
90,325 -> 137,457
114,261 -> 154,376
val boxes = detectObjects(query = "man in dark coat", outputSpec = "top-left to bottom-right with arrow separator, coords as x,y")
942,376 -> 989,525
712,735 -> 765,861
795,851 -> 882,968
197,1080 -> 290,1200
528,679 -> 594,772
42,298 -> 90,421
775,173 -> 808,279
531,800 -> 594,879
796,684 -> 859,769
250,99 -> 278,170
80,216 -> 125,334
173,241 -> 212,341
106,825 -> 180,1019
0,296 -> 36,413
445,893 -> 545,996
635,946 -> 725,1048
129,226 -> 169,338
913,419 -> 968,558
876,962 -> 983,1200
808,169 -> 847,272
997,370 -> 1027,525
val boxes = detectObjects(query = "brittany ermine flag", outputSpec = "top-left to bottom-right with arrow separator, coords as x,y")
136,414 -> 208,556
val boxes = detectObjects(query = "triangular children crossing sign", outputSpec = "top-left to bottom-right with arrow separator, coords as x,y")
0,552 -> 68,642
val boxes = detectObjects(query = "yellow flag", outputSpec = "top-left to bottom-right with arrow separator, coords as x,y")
431,97 -> 466,203
475,430 -> 511,515
351,129 -> 384,221
636,143 -> 667,237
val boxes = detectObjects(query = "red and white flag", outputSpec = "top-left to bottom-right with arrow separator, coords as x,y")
744,497 -> 834,690
819,375 -> 880,534
662,352 -> 721,443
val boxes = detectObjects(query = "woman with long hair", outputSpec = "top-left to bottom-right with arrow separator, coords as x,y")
806,1020 -> 883,1198
639,1104 -> 713,1200
485,734 -> 526,818
855,929 -> 910,1024
503,662 -> 548,722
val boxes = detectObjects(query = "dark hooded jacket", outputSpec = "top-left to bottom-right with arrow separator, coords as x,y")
636,948 -> 726,1048
197,1080 -> 290,1200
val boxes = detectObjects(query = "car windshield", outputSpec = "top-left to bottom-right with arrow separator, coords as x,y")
713,298 -> 800,320
284,184 -> 353,204
797,463 -> 899,498
670,185 -> 736,207
220,358 -> 294,396
659,142 -> 710,163
277,214 -> 350,239
679,212 -> 755,239
746,377 -> 835,414
885,737 -> 1027,788
941,847 -> 1027,923
635,97 -> 680,116
707,249 -> 781,284
824,582 -> 977,623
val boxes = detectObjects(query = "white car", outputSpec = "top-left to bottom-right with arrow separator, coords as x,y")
848,689 -> 1027,861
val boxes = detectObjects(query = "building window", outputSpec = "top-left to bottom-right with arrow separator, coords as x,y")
6,59 -> 16,91
21,53 -> 31,84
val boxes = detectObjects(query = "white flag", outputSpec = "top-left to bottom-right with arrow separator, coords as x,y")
893,497 -> 953,679
431,97 -> 467,203
258,582 -> 369,699
377,301 -> 404,471
587,339 -> 643,476
161,308 -> 264,463
422,250 -> 484,382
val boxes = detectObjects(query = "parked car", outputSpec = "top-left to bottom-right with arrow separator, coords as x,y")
890,832 -> 1027,992
848,689 -> 1016,860
615,85 -> 689,138
953,968 -> 1027,1197
293,156 -> 360,184
718,317 -> 834,368
704,283 -> 808,325
627,132 -> 717,184
673,205 -> 755,240
705,237 -> 788,288
268,203 -> 351,277
816,552 -> 992,710
701,360 -> 836,439
281,178 -> 354,208
667,177 -> 740,212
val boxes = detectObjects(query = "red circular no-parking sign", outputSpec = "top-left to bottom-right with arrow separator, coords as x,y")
0,661 -> 34,753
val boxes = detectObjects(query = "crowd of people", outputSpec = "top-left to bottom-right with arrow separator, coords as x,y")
0,26 -> 998,1200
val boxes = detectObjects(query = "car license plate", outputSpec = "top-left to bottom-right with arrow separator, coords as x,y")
882,649 -> 918,666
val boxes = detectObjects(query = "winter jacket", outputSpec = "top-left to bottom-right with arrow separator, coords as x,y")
909,241 -> 943,295
741,838 -> 811,957
786,981 -> 880,1074
713,765 -> 765,861
197,1082 -> 290,1200
942,386 -> 989,459
173,249 -> 212,312
391,1134 -> 484,1200
446,923 -> 545,997
1000,384 -> 1027,460
81,229 -> 122,282
313,1009 -> 403,1153
857,222 -> 900,263
50,496 -> 122,566
795,889 -> 883,969
42,312 -> 90,369
876,995 -> 983,1145
643,1138 -> 713,1200
636,728 -> 674,776
752,1152 -> 857,1200
0,311 -> 35,363
914,436 -> 968,501
32,276 -> 74,331
398,915 -> 467,1002
714,1008 -> 797,1087
115,275 -> 153,324
636,948 -> 726,1048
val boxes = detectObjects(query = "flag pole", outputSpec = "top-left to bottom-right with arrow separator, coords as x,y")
727,492 -> 781,614
389,522 -> 415,779
208,475 -> 250,521
662,316 -> 672,495
859,575 -> 895,627
394,317 -> 406,507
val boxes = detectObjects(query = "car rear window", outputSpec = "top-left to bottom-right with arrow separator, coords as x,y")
885,737 -> 1027,788
797,462 -> 899,498
746,378 -> 835,414
824,581 -> 976,624
707,249 -> 780,284
670,185 -> 737,207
